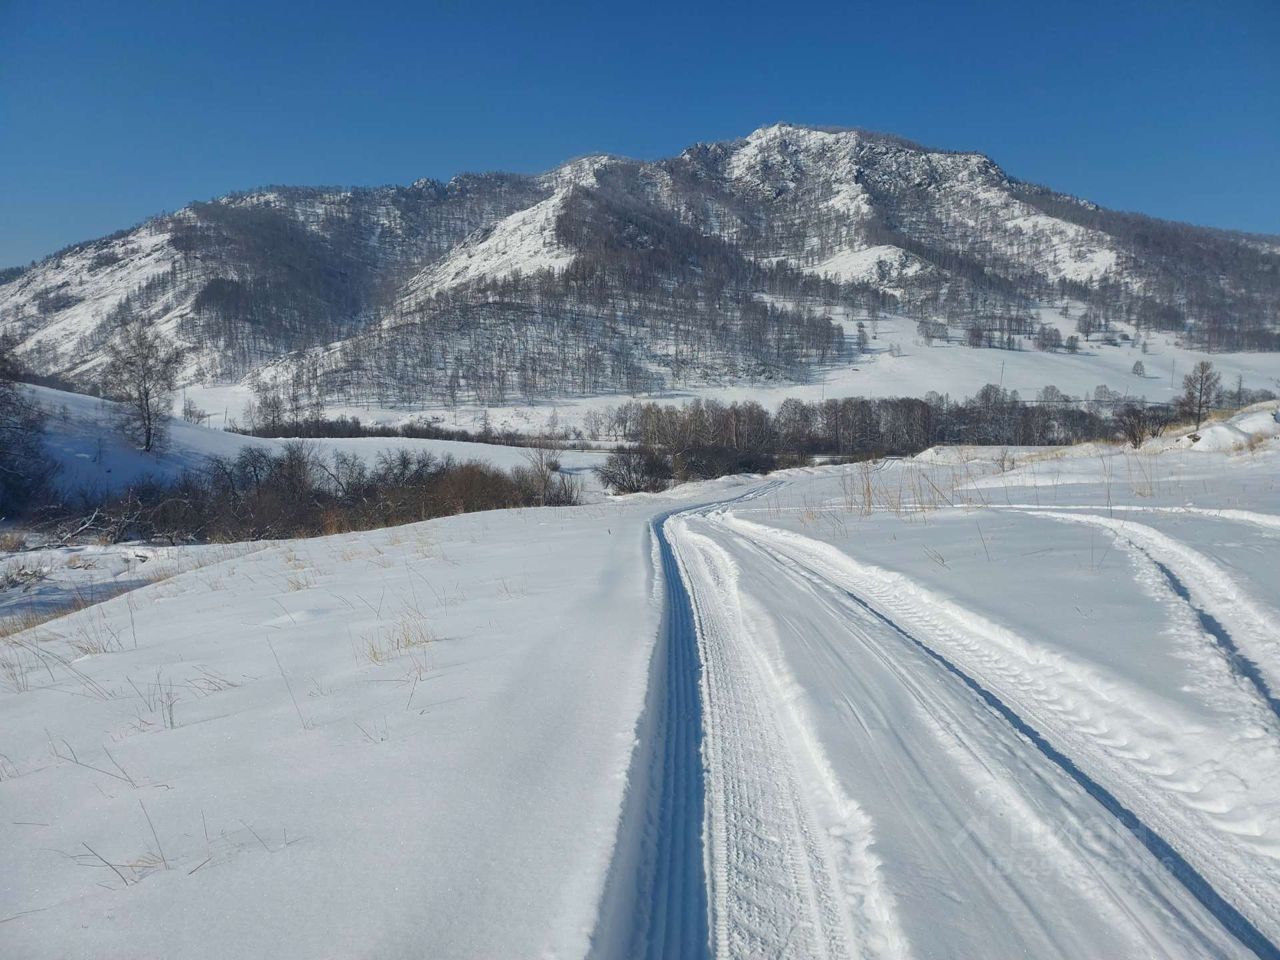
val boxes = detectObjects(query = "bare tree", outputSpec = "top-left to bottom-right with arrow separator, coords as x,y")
102,318 -> 184,452
1180,360 -> 1221,431
181,396 -> 208,425
512,447 -> 579,506
1114,403 -> 1168,448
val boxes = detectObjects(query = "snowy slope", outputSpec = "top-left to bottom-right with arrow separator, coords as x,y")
24,385 -> 608,498
0,493 -> 688,957
0,225 -> 190,379
317,307 -> 1280,439
27,385 -> 278,497
808,244 -> 929,289
399,189 -> 576,303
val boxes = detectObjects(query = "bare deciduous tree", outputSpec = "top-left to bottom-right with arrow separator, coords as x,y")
1180,360 -> 1221,431
102,318 -> 184,452
593,447 -> 673,493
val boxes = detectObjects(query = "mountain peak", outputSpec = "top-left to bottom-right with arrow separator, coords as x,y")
3,124 -> 1276,403
540,154 -> 622,191
733,123 -> 997,173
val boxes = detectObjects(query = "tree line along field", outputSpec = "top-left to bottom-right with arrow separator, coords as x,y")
3,310 -> 1263,541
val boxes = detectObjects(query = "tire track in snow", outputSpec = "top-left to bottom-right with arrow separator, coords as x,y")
994,503 -> 1280,533
715,524 -> 1240,958
673,521 -> 888,959
721,521 -> 1280,960
841,591 -> 1280,960
1151,558 -> 1280,723
591,512 -> 710,960
647,512 -> 712,959
590,483 -> 779,960
1015,509 -> 1280,724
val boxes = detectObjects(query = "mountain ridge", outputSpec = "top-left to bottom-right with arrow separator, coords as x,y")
11,121 -> 1278,274
3,123 -> 1277,409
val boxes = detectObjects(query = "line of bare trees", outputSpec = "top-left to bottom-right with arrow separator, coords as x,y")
42,444 -> 581,544
590,363 -> 1260,491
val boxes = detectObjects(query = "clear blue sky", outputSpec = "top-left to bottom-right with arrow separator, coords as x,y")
2,0 -> 1277,268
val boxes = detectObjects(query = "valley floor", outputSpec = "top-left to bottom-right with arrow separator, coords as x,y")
2,408 -> 1279,958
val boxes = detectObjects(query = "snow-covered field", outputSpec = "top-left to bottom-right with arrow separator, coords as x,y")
2,405 -> 1279,957
183,305 -> 1280,438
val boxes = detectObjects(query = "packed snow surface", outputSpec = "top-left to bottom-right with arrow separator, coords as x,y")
3,407 -> 1280,957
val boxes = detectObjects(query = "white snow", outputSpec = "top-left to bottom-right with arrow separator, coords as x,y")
0,496 -> 681,957
401,190 -> 575,302
3,404 -> 1279,957
24,385 -> 609,499
807,244 -> 927,286
1006,211 -> 1118,281
1169,405 -> 1280,452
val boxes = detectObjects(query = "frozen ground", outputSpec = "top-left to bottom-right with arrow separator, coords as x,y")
2,405 -> 1279,957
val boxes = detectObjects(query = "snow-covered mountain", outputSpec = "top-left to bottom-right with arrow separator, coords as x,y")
3,124 -> 1277,406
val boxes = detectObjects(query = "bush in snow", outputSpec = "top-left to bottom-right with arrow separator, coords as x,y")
594,447 -> 674,494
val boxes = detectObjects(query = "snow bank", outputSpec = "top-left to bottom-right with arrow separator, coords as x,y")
1176,403 -> 1280,452
0,500 -> 666,958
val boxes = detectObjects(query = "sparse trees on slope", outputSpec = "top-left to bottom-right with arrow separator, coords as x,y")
102,318 -> 184,452
856,321 -> 870,355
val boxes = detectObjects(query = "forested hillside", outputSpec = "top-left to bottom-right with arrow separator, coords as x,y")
3,124 -> 1276,410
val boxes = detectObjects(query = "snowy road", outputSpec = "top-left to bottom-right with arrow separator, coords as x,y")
623,451 -> 1280,958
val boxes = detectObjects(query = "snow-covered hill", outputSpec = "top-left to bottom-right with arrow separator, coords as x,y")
398,189 -> 578,304
3,124 -> 1277,412
22,385 -> 609,499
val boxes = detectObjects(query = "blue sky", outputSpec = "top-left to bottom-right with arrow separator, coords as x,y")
1,0 -> 1277,267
